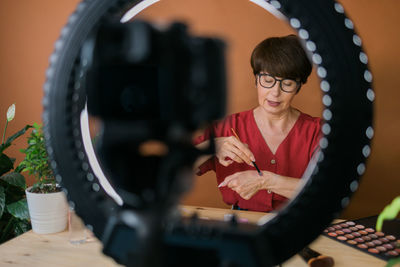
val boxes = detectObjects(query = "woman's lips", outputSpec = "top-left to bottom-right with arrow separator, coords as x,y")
267,100 -> 280,107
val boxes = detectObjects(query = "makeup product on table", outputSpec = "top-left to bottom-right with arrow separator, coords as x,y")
298,246 -> 334,267
323,216 -> 400,261
230,128 -> 263,176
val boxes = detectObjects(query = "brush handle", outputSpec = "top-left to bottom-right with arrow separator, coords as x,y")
231,128 -> 262,176
251,161 -> 263,176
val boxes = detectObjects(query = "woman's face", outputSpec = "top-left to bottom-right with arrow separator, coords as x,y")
256,72 -> 298,116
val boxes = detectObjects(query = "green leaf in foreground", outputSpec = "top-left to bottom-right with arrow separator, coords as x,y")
0,153 -> 13,176
0,186 -> 5,219
7,199 -> 29,221
0,172 -> 26,189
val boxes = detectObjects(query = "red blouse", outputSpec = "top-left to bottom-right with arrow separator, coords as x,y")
194,109 -> 321,212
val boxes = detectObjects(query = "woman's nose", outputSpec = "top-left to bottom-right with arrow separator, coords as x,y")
271,82 -> 281,96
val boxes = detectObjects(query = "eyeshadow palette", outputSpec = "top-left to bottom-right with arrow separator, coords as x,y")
323,216 -> 400,261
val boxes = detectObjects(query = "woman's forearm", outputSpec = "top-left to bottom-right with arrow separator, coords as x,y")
195,140 -> 210,150
262,172 -> 302,199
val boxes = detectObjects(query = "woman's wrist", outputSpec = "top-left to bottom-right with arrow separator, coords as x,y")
260,171 -> 278,190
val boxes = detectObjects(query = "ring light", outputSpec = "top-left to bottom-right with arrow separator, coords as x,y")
43,0 -> 373,265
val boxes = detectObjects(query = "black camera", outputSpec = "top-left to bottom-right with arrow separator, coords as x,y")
81,20 -> 225,208
79,19 -> 227,266
85,19 -> 226,128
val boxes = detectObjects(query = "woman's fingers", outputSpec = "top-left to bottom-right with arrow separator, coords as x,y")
215,136 -> 255,166
219,171 -> 264,200
234,185 -> 258,200
218,148 -> 243,166
241,192 -> 255,200
218,173 -> 239,187
219,158 -> 234,167
229,137 -> 255,164
227,144 -> 251,165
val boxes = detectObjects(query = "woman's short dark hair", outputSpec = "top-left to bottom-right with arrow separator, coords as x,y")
250,34 -> 312,85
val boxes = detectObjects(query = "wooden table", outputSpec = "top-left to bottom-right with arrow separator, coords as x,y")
0,206 -> 387,267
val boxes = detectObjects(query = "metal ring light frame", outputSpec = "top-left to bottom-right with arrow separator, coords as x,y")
43,0 -> 374,265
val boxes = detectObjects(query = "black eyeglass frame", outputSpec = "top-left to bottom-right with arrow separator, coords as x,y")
257,73 -> 301,93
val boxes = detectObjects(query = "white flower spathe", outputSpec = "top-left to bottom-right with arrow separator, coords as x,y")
6,103 -> 15,122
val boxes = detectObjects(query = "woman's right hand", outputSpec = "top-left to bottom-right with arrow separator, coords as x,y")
215,136 -> 255,167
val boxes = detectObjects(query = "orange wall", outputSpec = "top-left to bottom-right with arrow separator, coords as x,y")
0,0 -> 399,219
0,0 -> 81,185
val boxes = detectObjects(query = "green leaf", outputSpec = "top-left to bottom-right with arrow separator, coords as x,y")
0,172 -> 26,189
18,123 -> 54,184
0,153 -> 13,176
7,199 -> 29,220
0,143 -> 11,154
13,219 -> 31,236
1,187 -> 25,205
0,215 -> 14,243
28,139 -> 37,145
32,123 -> 41,131
0,125 -> 32,153
0,186 -> 5,219
14,164 -> 24,173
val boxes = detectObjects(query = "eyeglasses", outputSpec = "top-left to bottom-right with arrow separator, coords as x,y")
257,73 -> 301,93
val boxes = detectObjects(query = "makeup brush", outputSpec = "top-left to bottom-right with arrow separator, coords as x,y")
230,128 -> 263,176
298,246 -> 335,267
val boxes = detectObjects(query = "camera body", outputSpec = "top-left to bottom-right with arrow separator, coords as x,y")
82,20 -> 226,209
86,19 -> 226,129
80,19 -> 230,267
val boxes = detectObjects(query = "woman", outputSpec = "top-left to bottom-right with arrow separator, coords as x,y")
194,34 -> 321,212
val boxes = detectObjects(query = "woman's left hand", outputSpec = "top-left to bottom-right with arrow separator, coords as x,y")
218,170 -> 269,200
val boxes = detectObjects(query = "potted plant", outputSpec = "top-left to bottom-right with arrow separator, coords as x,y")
0,104 -> 32,244
19,123 -> 68,234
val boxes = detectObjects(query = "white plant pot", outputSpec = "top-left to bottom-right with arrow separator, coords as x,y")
26,186 -> 69,234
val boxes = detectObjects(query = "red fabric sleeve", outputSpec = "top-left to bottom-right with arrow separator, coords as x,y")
193,116 -> 238,175
309,118 -> 322,159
